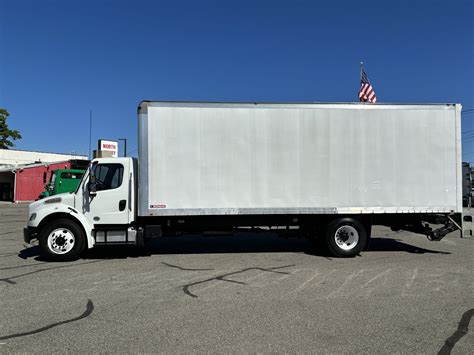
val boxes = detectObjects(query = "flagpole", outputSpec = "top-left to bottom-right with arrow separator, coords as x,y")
360,61 -> 363,82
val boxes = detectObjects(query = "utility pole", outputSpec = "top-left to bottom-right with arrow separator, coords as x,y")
89,109 -> 92,159
118,138 -> 127,157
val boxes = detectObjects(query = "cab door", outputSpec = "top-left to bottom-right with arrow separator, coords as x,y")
80,161 -> 131,226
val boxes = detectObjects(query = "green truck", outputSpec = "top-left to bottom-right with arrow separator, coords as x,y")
39,169 -> 85,199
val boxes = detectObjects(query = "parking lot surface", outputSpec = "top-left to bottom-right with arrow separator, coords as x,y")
1,203 -> 473,353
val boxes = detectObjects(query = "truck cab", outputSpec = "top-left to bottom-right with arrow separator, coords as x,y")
24,157 -> 138,261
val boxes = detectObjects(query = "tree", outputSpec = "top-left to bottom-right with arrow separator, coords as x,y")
0,108 -> 22,149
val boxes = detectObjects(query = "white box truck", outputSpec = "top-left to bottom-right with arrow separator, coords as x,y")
24,101 -> 464,261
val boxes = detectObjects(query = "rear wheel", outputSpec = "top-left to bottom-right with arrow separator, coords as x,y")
39,219 -> 86,261
325,218 -> 367,257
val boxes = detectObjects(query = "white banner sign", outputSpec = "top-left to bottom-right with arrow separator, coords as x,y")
98,139 -> 118,157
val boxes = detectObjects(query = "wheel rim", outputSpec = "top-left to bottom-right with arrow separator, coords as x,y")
47,228 -> 75,255
334,225 -> 359,251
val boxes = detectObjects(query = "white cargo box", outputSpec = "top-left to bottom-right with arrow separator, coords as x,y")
138,102 -> 462,217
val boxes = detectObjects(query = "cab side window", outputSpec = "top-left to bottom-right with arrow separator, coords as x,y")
94,164 -> 124,191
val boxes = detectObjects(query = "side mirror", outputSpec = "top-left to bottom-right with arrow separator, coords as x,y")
88,175 -> 97,196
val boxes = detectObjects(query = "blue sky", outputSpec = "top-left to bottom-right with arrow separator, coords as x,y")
0,0 -> 473,160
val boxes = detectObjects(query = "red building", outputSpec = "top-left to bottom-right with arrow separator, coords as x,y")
0,161 -> 71,202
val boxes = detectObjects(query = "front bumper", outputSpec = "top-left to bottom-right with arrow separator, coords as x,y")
23,227 -> 38,244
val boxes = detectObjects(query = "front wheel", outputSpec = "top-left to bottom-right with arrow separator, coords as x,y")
325,218 -> 368,257
39,219 -> 86,261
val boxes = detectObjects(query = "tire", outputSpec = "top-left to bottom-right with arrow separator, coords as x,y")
39,219 -> 86,261
325,218 -> 367,257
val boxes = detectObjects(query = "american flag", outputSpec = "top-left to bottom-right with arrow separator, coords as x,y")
359,68 -> 377,103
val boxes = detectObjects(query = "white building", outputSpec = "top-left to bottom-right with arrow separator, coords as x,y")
0,149 -> 88,168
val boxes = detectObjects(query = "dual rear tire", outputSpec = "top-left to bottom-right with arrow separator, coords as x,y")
322,218 -> 369,257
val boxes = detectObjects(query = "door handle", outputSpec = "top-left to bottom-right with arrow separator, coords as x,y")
119,200 -> 126,211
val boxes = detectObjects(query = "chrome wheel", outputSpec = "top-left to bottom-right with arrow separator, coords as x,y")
47,228 -> 75,255
334,225 -> 359,251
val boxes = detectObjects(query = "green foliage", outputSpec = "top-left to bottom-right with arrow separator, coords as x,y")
0,108 -> 22,149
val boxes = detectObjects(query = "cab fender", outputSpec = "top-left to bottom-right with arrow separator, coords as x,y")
33,204 -> 95,249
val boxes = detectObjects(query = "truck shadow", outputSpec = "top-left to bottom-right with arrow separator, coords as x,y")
367,237 -> 450,255
16,234 -> 450,261
81,233 -> 450,260
18,245 -> 42,259
82,233 -> 330,259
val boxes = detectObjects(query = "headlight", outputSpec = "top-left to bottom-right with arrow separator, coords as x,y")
44,197 -> 62,204
29,213 -> 37,221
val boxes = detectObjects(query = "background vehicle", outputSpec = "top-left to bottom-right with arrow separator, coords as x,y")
24,101 -> 464,261
39,169 -> 85,199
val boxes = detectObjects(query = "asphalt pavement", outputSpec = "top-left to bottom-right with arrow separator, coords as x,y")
0,202 -> 473,353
